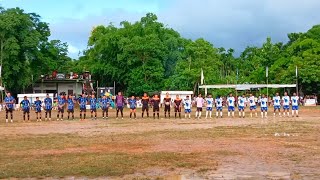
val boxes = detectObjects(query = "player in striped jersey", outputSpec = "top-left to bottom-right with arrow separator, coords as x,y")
128,96 -> 137,119
4,92 -> 15,123
44,94 -> 52,121
34,97 -> 42,122
101,95 -> 111,119
57,94 -> 66,121
90,94 -> 98,120
67,95 -> 75,120
20,96 -> 31,121
78,94 -> 88,121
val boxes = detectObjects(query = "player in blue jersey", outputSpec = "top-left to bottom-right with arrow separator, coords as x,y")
238,94 -> 246,118
100,95 -> 111,119
282,92 -> 290,117
90,94 -> 98,120
291,93 -> 299,117
248,93 -> 257,118
227,93 -> 235,118
67,94 -> 75,120
273,92 -> 281,117
78,94 -> 88,121
128,96 -> 137,119
44,94 -> 53,121
205,95 -> 214,119
183,96 -> 192,119
20,96 -> 31,121
4,92 -> 15,123
215,96 -> 223,118
57,94 -> 66,121
34,97 -> 42,121
260,94 -> 268,118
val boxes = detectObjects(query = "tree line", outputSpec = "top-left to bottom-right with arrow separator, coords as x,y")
0,7 -> 319,96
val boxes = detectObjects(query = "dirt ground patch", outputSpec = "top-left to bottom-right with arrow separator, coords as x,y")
0,107 -> 319,179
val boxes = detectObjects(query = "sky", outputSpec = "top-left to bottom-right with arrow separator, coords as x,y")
0,0 -> 319,58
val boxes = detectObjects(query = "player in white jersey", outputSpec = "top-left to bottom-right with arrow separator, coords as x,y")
248,93 -> 257,118
215,96 -> 223,118
205,95 -> 214,119
237,94 -> 246,118
227,93 -> 235,117
291,93 -> 299,117
195,94 -> 204,119
273,92 -> 281,117
183,96 -> 192,119
260,94 -> 268,118
282,92 -> 290,117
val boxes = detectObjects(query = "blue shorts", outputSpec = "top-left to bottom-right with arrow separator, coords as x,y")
283,105 -> 290,110
228,106 -> 235,112
238,106 -> 245,111
261,107 -> 268,111
274,105 -> 281,110
292,106 -> 299,110
250,105 -> 256,110
185,109 -> 191,113
206,107 -> 213,111
35,108 -> 41,113
216,107 -> 222,111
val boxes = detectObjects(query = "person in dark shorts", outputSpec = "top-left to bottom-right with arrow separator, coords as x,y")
57,94 -> 66,121
141,93 -> 150,118
20,96 -> 30,121
100,95 -> 111,119
67,94 -> 75,120
4,92 -> 15,123
151,94 -> 160,119
34,97 -> 42,122
115,92 -> 125,119
44,94 -> 53,121
163,92 -> 171,118
78,94 -> 88,121
90,94 -> 98,120
174,95 -> 182,119
128,96 -> 137,119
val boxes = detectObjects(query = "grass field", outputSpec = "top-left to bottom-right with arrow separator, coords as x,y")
0,107 -> 319,179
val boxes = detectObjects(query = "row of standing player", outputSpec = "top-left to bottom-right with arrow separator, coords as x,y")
196,92 -> 300,119
3,91 -> 300,122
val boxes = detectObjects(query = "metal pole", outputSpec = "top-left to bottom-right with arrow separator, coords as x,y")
267,78 -> 269,98
296,66 -> 299,95
113,81 -> 116,95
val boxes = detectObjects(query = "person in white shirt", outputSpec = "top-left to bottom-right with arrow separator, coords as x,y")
260,94 -> 268,118
195,94 -> 204,119
183,96 -> 192,119
273,92 -> 281,117
227,93 -> 235,117
215,96 -> 223,118
282,92 -> 290,117
248,93 -> 257,118
291,93 -> 299,117
205,95 -> 214,119
238,94 -> 246,118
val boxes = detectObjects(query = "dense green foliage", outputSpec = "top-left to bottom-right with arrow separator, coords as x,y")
0,7 -> 318,96
0,7 -> 73,94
